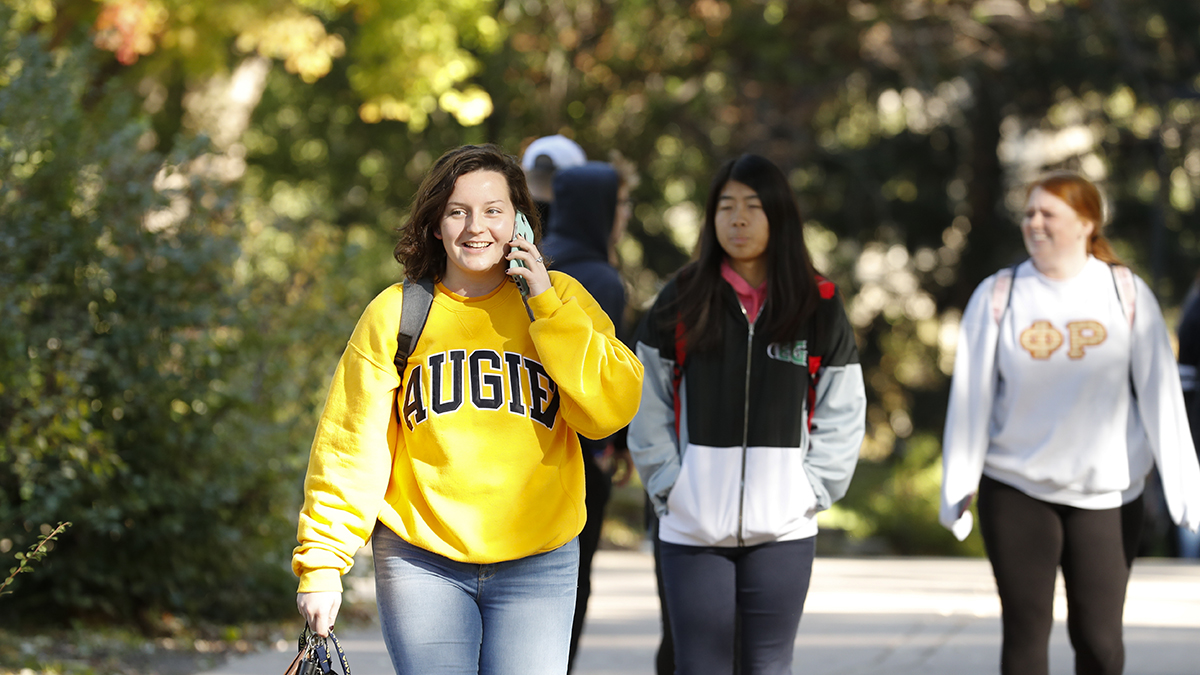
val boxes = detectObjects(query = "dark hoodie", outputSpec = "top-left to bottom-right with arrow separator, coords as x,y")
541,162 -> 626,456
1179,287 -> 1200,452
541,162 -> 625,337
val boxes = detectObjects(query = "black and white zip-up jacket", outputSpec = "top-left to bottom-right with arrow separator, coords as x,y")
628,275 -> 866,547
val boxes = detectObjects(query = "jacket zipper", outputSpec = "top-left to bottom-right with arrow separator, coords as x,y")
737,303 -> 755,548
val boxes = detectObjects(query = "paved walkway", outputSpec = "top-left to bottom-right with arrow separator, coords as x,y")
204,552 -> 1200,675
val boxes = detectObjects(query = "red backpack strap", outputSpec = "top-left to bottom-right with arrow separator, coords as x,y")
816,275 -> 835,300
672,317 -> 687,439
806,354 -> 823,430
805,276 -> 835,430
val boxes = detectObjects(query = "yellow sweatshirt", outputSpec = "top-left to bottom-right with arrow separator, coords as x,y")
293,272 -> 644,592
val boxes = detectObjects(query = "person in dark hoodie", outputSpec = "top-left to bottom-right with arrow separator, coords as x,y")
522,134 -> 587,227
541,159 -> 636,673
1177,274 -> 1200,558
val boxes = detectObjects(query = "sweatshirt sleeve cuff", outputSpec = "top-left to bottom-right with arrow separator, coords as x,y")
527,288 -> 565,318
939,510 -> 974,542
297,568 -> 344,593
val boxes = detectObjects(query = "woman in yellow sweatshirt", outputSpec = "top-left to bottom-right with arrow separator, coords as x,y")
293,144 -> 644,675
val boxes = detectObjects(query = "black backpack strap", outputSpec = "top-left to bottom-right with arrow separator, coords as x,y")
395,278 -> 435,375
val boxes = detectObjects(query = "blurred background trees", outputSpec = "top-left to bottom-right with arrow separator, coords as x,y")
3,0 -> 1199,622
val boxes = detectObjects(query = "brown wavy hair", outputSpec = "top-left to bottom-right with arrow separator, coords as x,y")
395,144 -> 541,281
1026,171 -> 1122,265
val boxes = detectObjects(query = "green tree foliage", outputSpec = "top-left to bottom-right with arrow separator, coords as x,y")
23,0 -> 500,128
0,25 -> 302,622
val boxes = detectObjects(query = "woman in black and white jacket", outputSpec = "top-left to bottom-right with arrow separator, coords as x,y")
940,171 -> 1200,675
628,154 -> 866,675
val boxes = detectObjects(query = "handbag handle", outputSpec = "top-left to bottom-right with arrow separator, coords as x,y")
284,628 -> 320,675
283,648 -> 307,675
316,629 -> 352,672
287,626 -> 351,675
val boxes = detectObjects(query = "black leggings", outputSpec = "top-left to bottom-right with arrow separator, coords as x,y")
567,453 -> 612,673
977,475 -> 1144,675
659,537 -> 815,675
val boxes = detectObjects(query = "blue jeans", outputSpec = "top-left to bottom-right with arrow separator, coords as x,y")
372,523 -> 579,675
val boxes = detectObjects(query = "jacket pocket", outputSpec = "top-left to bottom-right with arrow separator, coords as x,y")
660,444 -> 745,546
740,446 -> 818,542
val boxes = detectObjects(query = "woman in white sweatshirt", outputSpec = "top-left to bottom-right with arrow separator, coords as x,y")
940,171 -> 1200,675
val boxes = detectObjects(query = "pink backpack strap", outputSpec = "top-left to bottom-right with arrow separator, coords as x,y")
991,267 -> 1016,325
1110,265 -> 1137,328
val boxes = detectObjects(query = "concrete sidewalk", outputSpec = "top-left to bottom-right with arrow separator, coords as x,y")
205,552 -> 1200,675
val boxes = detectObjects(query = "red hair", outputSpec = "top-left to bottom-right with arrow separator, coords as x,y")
1026,172 -> 1122,265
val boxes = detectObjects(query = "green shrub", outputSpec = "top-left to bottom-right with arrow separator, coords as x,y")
0,22 -> 302,623
838,433 -> 986,557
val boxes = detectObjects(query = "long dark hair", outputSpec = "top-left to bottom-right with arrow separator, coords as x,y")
672,154 -> 819,352
395,144 -> 540,281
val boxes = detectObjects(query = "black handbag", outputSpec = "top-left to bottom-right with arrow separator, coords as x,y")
284,626 -> 352,675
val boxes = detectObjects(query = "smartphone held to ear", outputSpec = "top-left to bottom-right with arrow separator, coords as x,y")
509,212 -> 535,298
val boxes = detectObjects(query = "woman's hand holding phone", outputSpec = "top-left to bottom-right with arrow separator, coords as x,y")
506,212 -> 551,299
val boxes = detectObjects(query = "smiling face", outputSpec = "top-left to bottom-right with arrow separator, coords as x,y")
714,179 -> 770,268
1021,186 -> 1094,275
435,169 -> 516,295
